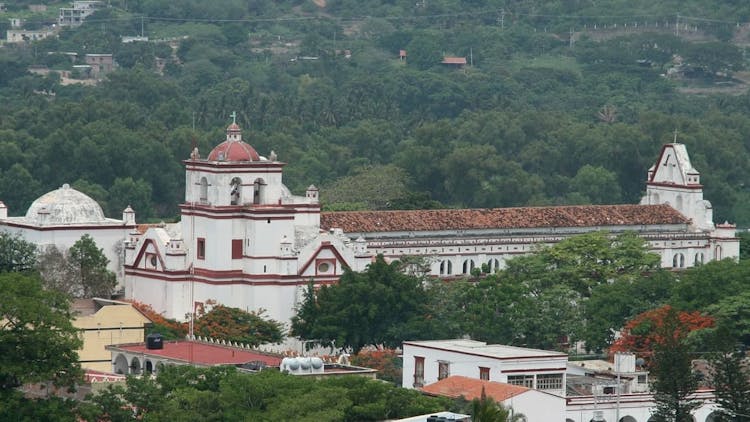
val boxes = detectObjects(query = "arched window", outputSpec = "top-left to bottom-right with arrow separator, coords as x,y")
439,260 -> 453,275
694,252 -> 704,266
253,178 -> 266,205
673,253 -> 685,268
230,177 -> 242,205
619,416 -> 637,422
487,258 -> 500,273
463,259 -> 475,274
199,177 -> 208,203
675,194 -> 683,211
715,245 -> 723,260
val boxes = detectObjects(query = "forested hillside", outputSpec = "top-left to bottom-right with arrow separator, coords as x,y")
2,0 -> 750,225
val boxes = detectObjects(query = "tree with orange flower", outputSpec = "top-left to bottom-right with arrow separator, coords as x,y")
610,304 -> 714,360
611,305 -> 715,421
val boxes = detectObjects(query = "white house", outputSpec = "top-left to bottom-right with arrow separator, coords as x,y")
421,375 -> 565,422
402,339 -> 568,397
406,340 -> 724,422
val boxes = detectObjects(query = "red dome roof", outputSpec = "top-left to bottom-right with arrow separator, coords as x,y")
206,122 -> 261,162
207,140 -> 260,162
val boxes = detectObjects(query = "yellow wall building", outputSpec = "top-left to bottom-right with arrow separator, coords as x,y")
73,298 -> 152,372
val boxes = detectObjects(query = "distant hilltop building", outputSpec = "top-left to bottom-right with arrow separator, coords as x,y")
58,1 -> 102,27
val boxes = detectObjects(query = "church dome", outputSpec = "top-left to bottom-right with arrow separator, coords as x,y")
26,184 -> 106,225
207,122 -> 261,162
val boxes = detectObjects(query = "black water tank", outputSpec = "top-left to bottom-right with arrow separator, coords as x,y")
146,333 -> 163,349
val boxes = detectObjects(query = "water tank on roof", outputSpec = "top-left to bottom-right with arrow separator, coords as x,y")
146,333 -> 163,350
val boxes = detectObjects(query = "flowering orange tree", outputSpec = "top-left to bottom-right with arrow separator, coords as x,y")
610,305 -> 714,359
128,301 -> 187,340
350,348 -> 402,384
194,305 -> 284,346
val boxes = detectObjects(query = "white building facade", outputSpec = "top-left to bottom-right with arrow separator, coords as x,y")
123,122 -> 371,324
323,143 -> 738,276
402,339 -> 569,397
0,184 -> 135,284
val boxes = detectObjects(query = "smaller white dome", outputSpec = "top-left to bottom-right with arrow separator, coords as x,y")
26,184 -> 106,225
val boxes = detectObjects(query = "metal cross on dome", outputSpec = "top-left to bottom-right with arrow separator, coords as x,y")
230,111 -> 237,124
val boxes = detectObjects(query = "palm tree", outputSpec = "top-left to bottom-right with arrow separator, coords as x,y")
471,387 -> 526,422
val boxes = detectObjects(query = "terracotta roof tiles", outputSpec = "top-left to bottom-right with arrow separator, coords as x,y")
422,375 -> 529,402
321,204 -> 688,233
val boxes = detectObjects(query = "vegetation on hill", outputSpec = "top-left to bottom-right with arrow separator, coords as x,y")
0,1 -> 750,225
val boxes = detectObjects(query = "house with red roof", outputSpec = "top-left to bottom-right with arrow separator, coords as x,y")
422,375 -> 564,421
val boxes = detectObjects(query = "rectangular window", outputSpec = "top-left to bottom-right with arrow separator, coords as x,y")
637,374 -> 647,384
414,357 -> 425,388
438,361 -> 450,380
479,367 -> 490,381
231,239 -> 242,259
507,375 -> 534,388
536,373 -> 563,390
197,238 -> 205,260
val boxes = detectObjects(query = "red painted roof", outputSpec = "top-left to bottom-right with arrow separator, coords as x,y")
114,341 -> 282,366
207,140 -> 261,162
422,376 -> 529,401
442,56 -> 467,65
207,122 -> 261,162
321,204 -> 689,233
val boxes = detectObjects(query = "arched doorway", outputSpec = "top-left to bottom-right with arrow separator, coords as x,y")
619,416 -> 637,422
113,354 -> 129,374
130,357 -> 142,375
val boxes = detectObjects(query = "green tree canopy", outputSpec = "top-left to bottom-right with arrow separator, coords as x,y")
0,272 -> 82,392
68,234 -> 117,298
291,255 -> 430,353
0,231 -> 37,273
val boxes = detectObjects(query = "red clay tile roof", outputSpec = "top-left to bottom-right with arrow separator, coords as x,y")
442,56 -> 467,64
113,341 -> 282,366
321,204 -> 688,233
422,376 -> 529,401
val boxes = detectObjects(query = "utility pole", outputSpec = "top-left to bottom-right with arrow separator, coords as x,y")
469,47 -> 473,67
140,16 -> 144,38
500,9 -> 505,30
569,28 -> 574,48
675,13 -> 680,37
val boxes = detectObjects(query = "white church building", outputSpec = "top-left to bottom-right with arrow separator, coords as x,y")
123,122 -> 371,324
0,120 -> 736,326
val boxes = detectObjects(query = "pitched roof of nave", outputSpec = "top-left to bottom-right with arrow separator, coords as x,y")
321,204 -> 689,233
206,121 -> 261,162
